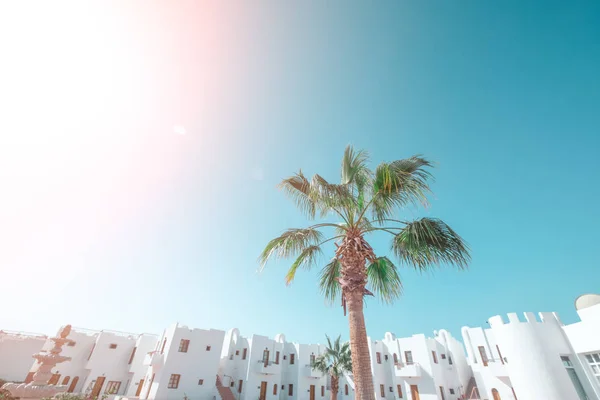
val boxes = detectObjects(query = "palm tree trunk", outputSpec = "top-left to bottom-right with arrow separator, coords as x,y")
346,289 -> 374,400
330,374 -> 339,400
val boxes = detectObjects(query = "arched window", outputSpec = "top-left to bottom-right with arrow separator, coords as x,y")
492,388 -> 501,400
62,376 -> 70,385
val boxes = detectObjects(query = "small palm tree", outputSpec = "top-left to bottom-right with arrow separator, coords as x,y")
312,335 -> 352,400
260,146 -> 470,400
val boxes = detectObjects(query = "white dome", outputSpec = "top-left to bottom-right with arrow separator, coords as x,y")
575,294 -> 600,311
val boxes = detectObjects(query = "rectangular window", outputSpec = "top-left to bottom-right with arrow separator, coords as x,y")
380,384 -> 385,397
128,347 -> 137,364
376,352 -> 382,364
432,351 -> 438,364
288,384 -> 293,396
238,380 -> 243,393
389,386 -> 393,392
439,386 -> 445,400
441,353 -> 446,359
290,354 -> 295,364
206,345 -> 211,351
397,384 -> 403,398
178,339 -> 190,353
273,384 -> 277,395
160,338 -> 167,354
449,389 -> 455,395
235,350 -> 239,355
283,355 -> 287,360
168,374 -> 180,389
321,386 -> 325,396
276,351 -> 280,364
585,353 -> 600,384
345,385 -> 349,395
562,356 -> 588,400
478,346 -> 489,367
105,381 -> 121,394
109,343 -> 117,349
384,354 -> 389,361
198,379 -> 204,385
404,351 -> 413,365
242,348 -> 247,360
448,355 -> 453,365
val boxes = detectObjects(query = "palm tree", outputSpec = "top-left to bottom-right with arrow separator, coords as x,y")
312,335 -> 352,400
259,146 -> 470,400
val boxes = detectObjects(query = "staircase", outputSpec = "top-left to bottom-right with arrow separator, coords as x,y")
215,375 -> 236,400
464,376 -> 481,399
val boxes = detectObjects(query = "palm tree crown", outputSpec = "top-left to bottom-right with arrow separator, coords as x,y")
312,335 -> 352,378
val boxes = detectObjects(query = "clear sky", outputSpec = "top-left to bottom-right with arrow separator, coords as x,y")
0,1 -> 599,345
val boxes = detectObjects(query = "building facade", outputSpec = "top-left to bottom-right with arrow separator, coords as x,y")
1,293 -> 600,400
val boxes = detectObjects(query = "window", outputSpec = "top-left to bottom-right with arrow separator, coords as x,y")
242,348 -> 247,360
441,354 -> 446,359
380,384 -> 385,397
263,348 -> 270,364
67,341 -> 75,347
439,386 -> 445,400
290,353 -> 295,364
289,384 -> 294,396
105,381 -> 121,394
230,381 -> 234,387
393,353 -> 398,364
273,384 -> 277,395
206,345 -> 211,351
404,351 -> 413,365
562,356 -> 588,400
478,346 -> 489,367
49,374 -> 60,385
389,386 -> 393,392
238,380 -> 243,393
432,351 -> 438,364
496,345 -> 505,364
276,351 -> 280,364
448,355 -> 453,365
235,350 -> 239,355
109,343 -> 118,349
310,354 -> 316,365
128,347 -> 137,364
449,389 -> 455,395
585,353 -> 600,384
168,374 -> 180,389
62,376 -> 70,385
198,379 -> 204,385
160,338 -> 167,354
384,354 -> 389,361
283,355 -> 287,360
321,386 -> 325,396
397,384 -> 403,398
376,352 -> 382,364
345,385 -> 349,395
179,339 -> 190,353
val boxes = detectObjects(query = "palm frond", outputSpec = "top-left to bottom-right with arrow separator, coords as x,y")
278,170 -> 317,219
318,259 -> 342,305
366,257 -> 403,304
311,174 -> 357,217
285,245 -> 323,285
370,156 -> 433,222
392,218 -> 471,271
312,355 -> 329,374
259,228 -> 324,269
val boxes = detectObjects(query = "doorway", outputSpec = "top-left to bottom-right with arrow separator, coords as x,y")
135,379 -> 144,397
410,385 -> 420,400
90,377 -> 106,399
492,388 -> 501,400
259,381 -> 267,400
310,385 -> 315,400
67,377 -> 79,393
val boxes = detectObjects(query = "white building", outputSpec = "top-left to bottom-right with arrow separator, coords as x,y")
461,293 -> 600,400
2,292 -> 600,400
0,330 -> 47,382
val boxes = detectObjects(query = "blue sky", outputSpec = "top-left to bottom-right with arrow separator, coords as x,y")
1,1 -> 599,345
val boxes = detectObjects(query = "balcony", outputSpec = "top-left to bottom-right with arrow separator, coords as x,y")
256,360 -> 282,375
394,362 -> 422,378
486,359 -> 508,378
143,351 -> 164,370
305,364 -> 324,378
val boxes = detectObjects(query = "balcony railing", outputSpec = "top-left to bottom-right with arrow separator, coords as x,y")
256,360 -> 281,374
305,364 -> 324,378
394,362 -> 422,378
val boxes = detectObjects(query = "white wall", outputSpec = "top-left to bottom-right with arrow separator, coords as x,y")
144,323 -> 225,400
125,334 -> 159,398
0,331 -> 46,382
